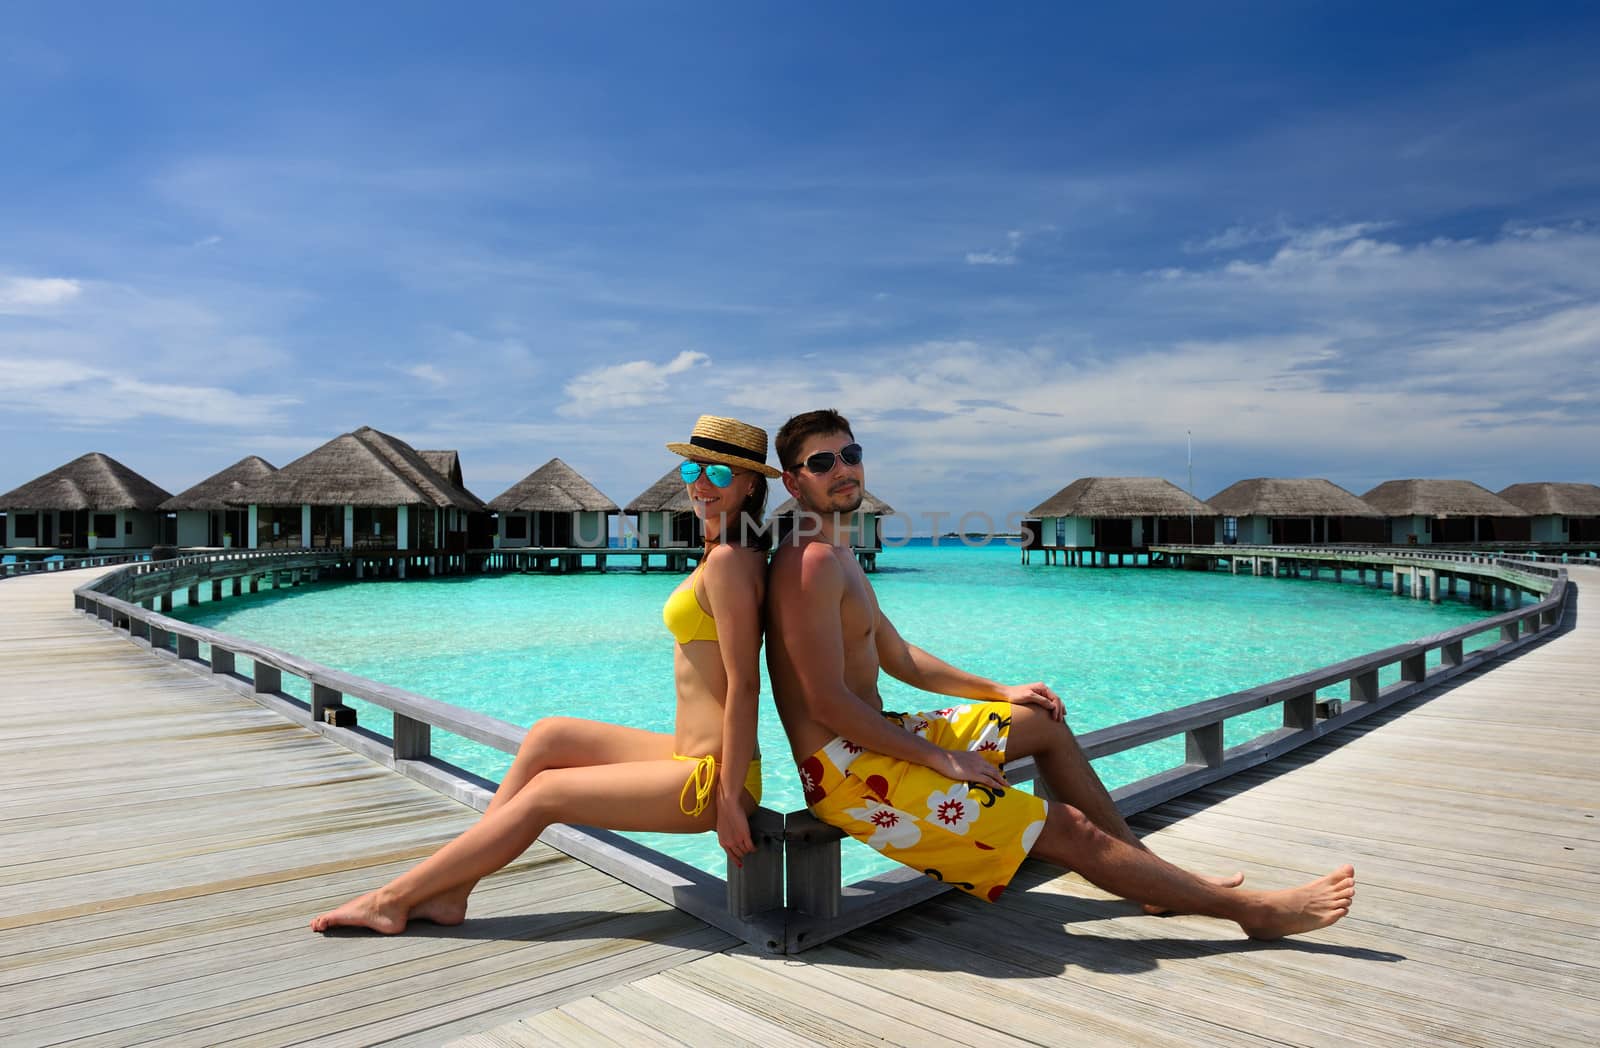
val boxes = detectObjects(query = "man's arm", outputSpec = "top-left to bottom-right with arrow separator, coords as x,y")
876,610 -> 1064,721
784,544 -> 1006,787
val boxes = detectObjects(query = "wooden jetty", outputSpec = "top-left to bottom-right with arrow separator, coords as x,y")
3,562 -> 1596,1045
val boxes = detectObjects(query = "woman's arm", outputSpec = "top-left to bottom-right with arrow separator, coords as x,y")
700,545 -> 763,864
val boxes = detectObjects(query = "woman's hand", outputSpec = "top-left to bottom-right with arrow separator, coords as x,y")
717,799 -> 755,867
999,681 -> 1064,721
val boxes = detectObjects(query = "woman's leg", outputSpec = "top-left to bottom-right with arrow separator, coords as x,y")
313,718 -> 673,930
311,758 -> 715,934
486,716 -> 674,812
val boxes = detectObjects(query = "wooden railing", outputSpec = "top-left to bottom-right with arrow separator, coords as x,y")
69,546 -> 1568,953
2,552 -> 149,579
777,548 -> 1568,951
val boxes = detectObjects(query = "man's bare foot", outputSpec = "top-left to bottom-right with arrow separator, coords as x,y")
1143,870 -> 1246,915
1239,865 -> 1356,940
408,887 -> 471,926
309,890 -> 408,935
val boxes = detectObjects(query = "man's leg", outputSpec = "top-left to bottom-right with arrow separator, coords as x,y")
1006,704 -> 1138,845
1006,703 -> 1244,902
1031,800 -> 1354,940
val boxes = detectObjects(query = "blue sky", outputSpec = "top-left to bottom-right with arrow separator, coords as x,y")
3,3 -> 1598,527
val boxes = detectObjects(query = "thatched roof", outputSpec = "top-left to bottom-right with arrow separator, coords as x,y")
1359,479 -> 1527,518
1207,478 -> 1381,519
1496,482 -> 1600,517
237,427 -> 487,510
771,489 -> 895,516
0,452 -> 171,511
418,450 -> 463,489
489,458 -> 620,513
626,468 -> 695,514
159,456 -> 278,511
1028,477 -> 1216,518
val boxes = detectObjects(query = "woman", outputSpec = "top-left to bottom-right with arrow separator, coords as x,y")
311,415 -> 777,934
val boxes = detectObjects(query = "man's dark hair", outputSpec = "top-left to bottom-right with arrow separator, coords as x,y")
775,409 -> 854,471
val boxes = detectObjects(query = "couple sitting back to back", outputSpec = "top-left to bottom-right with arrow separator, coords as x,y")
314,411 -> 1353,942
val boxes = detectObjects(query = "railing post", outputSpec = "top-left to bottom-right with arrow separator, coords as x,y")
1500,619 -> 1520,643
1184,722 -> 1224,768
1282,692 -> 1316,730
149,624 -> 172,652
727,808 -> 785,920
1351,669 -> 1379,704
1400,653 -> 1426,683
1442,640 -> 1464,667
393,714 -> 431,760
785,816 -> 842,920
211,646 -> 236,675
254,662 -> 282,696
177,634 -> 201,662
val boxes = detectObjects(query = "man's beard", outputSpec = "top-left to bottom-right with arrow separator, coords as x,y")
798,484 -> 864,517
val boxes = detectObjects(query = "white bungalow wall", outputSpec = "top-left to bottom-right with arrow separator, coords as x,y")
573,511 -> 609,548
1530,515 -> 1565,542
1389,515 -> 1433,545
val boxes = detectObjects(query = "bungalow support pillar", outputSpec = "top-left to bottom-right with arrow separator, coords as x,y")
397,506 -> 409,579
248,505 -> 259,550
344,505 -> 354,549
301,504 -> 312,550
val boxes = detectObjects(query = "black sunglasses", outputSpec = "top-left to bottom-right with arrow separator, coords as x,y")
795,442 -> 863,476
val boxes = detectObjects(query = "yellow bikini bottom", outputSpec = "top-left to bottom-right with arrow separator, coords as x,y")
673,754 -> 763,816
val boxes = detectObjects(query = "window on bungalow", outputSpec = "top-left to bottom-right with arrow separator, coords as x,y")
1223,517 -> 1238,543
94,514 -> 116,538
15,514 -> 38,540
505,515 -> 528,540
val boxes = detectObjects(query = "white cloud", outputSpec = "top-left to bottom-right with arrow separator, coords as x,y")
0,275 -> 81,313
557,350 -> 711,417
0,357 -> 299,427
404,363 -> 448,386
965,230 -> 1024,266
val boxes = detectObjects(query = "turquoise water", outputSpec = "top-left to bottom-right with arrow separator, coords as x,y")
169,542 -> 1507,880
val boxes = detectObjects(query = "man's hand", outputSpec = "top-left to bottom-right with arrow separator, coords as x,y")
933,747 -> 1009,790
717,801 -> 755,867
999,681 -> 1064,721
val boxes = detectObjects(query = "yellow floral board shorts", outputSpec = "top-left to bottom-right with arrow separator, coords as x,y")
799,702 -> 1048,902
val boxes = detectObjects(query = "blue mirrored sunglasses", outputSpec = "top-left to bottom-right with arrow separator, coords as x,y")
679,461 -> 735,487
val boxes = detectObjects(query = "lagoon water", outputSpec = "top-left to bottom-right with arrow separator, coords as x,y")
170,540 -> 1500,881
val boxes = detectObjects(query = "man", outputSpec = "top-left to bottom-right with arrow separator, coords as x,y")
764,409 -> 1354,938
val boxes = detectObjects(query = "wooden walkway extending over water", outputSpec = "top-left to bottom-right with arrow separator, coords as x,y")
3,566 -> 1596,1046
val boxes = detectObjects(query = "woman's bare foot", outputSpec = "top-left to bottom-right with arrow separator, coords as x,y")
309,890 -> 409,935
1239,865 -> 1356,940
408,886 -> 471,926
1143,870 -> 1246,915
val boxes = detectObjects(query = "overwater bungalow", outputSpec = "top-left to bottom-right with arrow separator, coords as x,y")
0,452 -> 170,551
1496,482 -> 1600,543
1028,477 -> 1217,551
1359,479 -> 1529,544
488,458 -> 619,548
158,455 -> 277,549
1207,478 -> 1386,545
233,426 -> 486,551
625,468 -> 701,548
770,489 -> 895,548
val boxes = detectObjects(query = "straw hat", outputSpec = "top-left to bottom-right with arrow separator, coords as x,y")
666,415 -> 781,478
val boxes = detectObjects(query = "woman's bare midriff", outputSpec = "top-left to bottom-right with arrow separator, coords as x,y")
672,640 -> 746,759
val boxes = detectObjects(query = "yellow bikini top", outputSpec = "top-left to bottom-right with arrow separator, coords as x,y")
663,568 -> 719,644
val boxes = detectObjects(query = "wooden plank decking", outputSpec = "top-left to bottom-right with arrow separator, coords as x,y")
3,564 -> 1596,1046
467,566 -> 1600,1047
0,569 -> 733,1047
